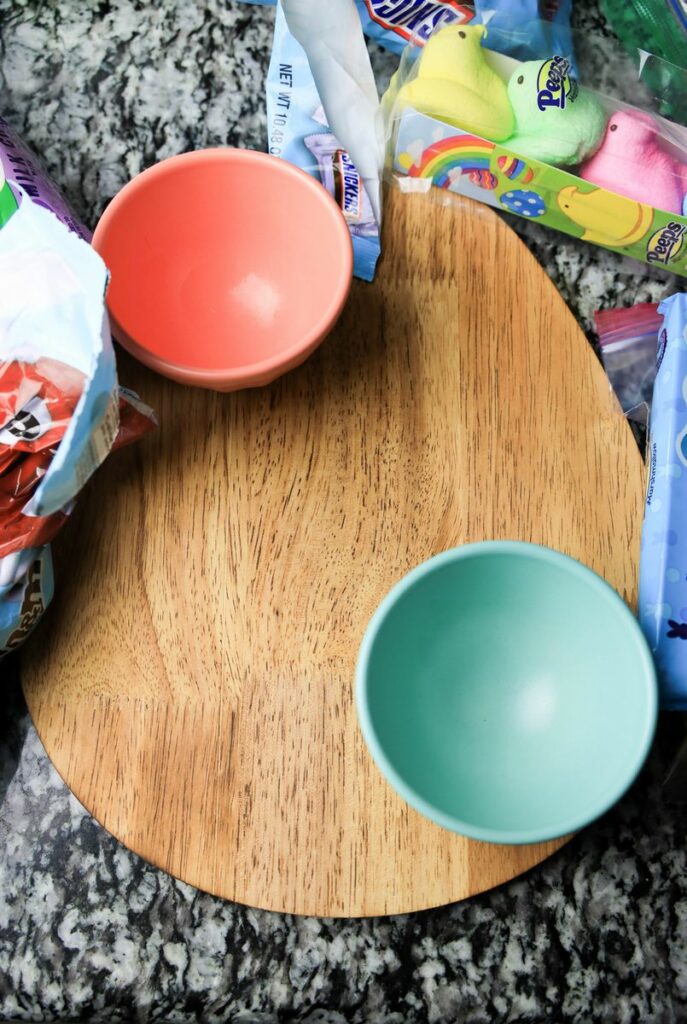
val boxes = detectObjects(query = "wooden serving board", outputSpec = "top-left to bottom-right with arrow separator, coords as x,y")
22,190 -> 645,917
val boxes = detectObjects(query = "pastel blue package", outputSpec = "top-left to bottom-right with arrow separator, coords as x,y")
639,292 -> 687,708
266,2 -> 381,281
243,1 -> 573,65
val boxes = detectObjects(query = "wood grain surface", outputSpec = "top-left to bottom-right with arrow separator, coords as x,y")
22,189 -> 645,917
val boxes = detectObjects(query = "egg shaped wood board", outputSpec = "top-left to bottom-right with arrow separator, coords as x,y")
22,189 -> 645,916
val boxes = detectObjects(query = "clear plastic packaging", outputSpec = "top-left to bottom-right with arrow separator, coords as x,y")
595,302 -> 663,427
247,1 -> 577,279
383,19 -> 687,274
265,0 -> 383,281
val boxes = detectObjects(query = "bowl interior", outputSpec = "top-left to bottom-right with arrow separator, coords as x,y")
359,545 -> 656,842
94,151 -> 351,374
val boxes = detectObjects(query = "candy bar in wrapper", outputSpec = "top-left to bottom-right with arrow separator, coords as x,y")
639,293 -> 687,708
0,121 -> 155,656
303,133 -> 378,239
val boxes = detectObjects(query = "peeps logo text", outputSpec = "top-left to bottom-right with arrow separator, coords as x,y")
647,222 -> 686,265
363,1 -> 472,44
536,56 -> 578,111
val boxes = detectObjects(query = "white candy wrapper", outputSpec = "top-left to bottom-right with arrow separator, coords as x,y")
281,0 -> 385,226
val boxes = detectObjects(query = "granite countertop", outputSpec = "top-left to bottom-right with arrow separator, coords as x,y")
2,2 -> 687,1021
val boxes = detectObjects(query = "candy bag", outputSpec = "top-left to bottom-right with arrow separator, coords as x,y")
267,0 -> 382,280
357,1 -> 574,60
639,293 -> 687,709
0,116 -> 88,240
0,120 -> 155,655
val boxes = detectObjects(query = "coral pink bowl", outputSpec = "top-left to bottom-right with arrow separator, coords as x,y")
92,148 -> 353,390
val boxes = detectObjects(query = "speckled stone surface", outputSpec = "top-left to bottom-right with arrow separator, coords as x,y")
1,2 -> 687,1021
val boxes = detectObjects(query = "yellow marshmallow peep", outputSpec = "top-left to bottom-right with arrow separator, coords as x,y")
395,25 -> 514,143
557,185 -> 653,247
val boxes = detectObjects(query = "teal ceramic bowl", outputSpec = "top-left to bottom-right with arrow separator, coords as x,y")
356,542 -> 657,845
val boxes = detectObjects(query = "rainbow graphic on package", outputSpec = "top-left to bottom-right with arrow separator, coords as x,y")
393,107 -> 687,275
400,135 -> 495,188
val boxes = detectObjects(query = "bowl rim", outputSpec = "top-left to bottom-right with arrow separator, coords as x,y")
355,540 -> 658,845
92,147 -> 353,388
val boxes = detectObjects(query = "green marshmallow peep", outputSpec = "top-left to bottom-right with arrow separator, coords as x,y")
506,58 -> 607,167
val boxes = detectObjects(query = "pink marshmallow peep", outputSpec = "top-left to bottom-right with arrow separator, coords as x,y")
579,110 -> 687,216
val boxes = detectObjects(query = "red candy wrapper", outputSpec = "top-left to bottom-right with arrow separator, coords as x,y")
0,358 -> 155,560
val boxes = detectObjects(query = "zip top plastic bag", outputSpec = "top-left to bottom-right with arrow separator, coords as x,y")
595,302 -> 663,426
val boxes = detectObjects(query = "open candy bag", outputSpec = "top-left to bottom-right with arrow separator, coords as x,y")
0,118 -> 154,656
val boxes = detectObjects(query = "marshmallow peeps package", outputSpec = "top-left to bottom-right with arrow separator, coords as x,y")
639,293 -> 687,709
0,117 -> 154,655
384,20 -> 687,275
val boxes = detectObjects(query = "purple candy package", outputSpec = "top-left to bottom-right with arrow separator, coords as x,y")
0,116 -> 89,240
